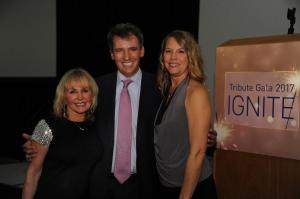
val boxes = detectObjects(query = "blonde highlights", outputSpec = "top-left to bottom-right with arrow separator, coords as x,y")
157,30 -> 206,93
53,68 -> 98,120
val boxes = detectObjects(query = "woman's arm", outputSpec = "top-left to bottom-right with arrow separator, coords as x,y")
179,82 -> 211,199
22,141 -> 48,199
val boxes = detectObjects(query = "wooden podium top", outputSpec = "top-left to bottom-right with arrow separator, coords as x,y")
219,33 -> 300,47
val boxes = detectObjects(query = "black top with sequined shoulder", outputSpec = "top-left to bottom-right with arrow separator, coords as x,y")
32,116 -> 102,199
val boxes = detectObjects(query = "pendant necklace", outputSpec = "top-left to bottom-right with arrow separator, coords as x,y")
72,121 -> 85,131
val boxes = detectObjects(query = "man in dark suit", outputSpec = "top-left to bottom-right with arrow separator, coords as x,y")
89,23 -> 161,199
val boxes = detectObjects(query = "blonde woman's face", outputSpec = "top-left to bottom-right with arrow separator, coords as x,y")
163,37 -> 189,79
64,80 -> 92,122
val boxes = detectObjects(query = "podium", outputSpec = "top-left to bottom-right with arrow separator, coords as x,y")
214,34 -> 300,198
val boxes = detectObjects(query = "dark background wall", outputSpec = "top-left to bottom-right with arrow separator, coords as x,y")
56,0 -> 200,77
0,0 -> 199,160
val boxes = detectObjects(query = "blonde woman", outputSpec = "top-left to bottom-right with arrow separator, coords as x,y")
22,68 -> 102,199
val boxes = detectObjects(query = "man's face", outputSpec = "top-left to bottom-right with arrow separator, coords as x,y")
110,35 -> 144,77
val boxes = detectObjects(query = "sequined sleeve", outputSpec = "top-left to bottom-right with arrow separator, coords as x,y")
31,119 -> 53,147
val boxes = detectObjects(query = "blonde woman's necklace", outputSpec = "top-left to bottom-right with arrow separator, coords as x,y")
72,121 -> 85,131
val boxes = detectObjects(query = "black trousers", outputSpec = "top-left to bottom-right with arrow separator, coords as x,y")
89,173 -> 139,199
158,175 -> 218,199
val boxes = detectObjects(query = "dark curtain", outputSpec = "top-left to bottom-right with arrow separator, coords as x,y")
56,0 -> 200,77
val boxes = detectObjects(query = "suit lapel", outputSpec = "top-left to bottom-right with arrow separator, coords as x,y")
104,73 -> 117,150
136,74 -> 144,149
96,73 -> 117,169
136,73 -> 152,155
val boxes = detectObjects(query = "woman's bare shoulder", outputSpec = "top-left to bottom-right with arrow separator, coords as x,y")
187,79 -> 209,99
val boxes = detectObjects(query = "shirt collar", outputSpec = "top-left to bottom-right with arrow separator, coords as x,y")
117,68 -> 142,86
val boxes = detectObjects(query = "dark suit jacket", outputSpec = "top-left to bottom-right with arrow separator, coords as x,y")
89,71 -> 161,199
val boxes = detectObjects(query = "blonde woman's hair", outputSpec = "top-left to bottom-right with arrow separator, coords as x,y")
53,68 -> 98,120
157,30 -> 206,93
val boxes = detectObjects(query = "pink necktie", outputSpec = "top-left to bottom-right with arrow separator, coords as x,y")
114,79 -> 133,184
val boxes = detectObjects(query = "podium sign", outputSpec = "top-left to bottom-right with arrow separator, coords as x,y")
215,34 -> 300,160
